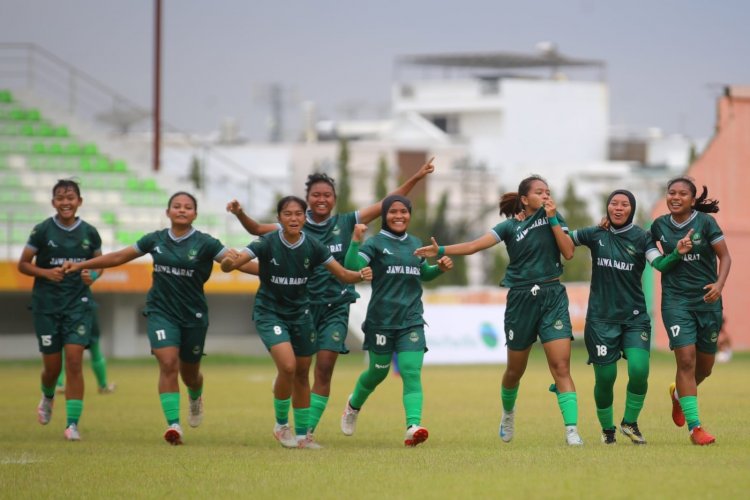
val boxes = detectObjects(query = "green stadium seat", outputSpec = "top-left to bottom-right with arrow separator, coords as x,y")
47,143 -> 63,155
65,143 -> 82,155
54,126 -> 69,137
0,90 -> 12,103
37,124 -> 55,137
9,108 -> 26,120
101,211 -> 117,225
82,143 -> 98,155
26,109 -> 41,121
20,124 -> 35,136
125,178 -> 140,191
32,142 -> 46,155
93,158 -> 110,172
112,160 -> 127,172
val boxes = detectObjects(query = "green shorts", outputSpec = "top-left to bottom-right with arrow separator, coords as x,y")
584,319 -> 651,365
254,309 -> 317,357
310,302 -> 350,354
146,312 -> 208,363
362,325 -> 426,355
504,282 -> 573,351
33,308 -> 94,354
662,308 -> 722,354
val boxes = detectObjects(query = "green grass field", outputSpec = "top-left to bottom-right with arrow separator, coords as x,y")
1,346 -> 749,499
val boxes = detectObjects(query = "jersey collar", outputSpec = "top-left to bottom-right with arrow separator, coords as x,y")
669,210 -> 697,229
609,223 -> 634,235
52,215 -> 82,231
379,229 -> 408,241
279,229 -> 306,249
168,227 -> 196,242
305,209 -> 332,226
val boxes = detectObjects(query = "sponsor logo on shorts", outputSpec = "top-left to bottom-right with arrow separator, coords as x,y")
332,331 -> 341,342
375,363 -> 390,369
192,345 -> 201,355
77,324 -> 86,336
640,331 -> 649,342
310,331 -> 316,342
409,331 -> 419,342
710,331 -> 718,342
633,309 -> 640,316
195,312 -> 203,319
554,320 -> 564,330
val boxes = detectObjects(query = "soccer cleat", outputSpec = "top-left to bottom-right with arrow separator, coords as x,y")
297,431 -> 323,450
64,423 -> 81,441
37,396 -> 54,425
164,423 -> 184,445
601,428 -> 617,445
273,423 -> 299,448
690,426 -> 716,446
565,425 -> 584,446
188,396 -> 204,428
499,409 -> 515,443
620,421 -> 647,445
669,383 -> 686,427
98,383 -> 117,395
341,396 -> 360,436
404,425 -> 429,447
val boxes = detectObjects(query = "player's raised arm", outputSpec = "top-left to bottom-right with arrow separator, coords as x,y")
358,157 -> 435,224
227,199 -> 278,236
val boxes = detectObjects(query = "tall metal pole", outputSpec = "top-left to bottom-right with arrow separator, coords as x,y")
153,0 -> 162,171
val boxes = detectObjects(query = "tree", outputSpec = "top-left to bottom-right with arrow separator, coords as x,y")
337,139 -> 354,213
188,155 -> 202,190
422,190 -> 469,287
374,154 -> 388,201
560,180 -> 593,282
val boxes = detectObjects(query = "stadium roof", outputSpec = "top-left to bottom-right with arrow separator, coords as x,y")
397,50 -> 605,70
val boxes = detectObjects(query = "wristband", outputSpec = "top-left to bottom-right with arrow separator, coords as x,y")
437,246 -> 445,258
90,271 -> 99,282
548,215 -> 559,227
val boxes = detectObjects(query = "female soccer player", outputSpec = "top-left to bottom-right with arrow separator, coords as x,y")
226,158 -> 434,437
63,192 -> 227,445
220,196 -> 371,449
646,177 -> 731,445
340,195 -> 452,447
19,179 -> 103,441
415,175 -> 584,446
569,190 -> 655,445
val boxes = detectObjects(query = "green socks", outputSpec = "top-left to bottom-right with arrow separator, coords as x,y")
351,352 -> 392,409
556,392 -> 578,426
623,391 -> 646,424
187,385 -> 203,401
398,351 -> 424,427
501,384 -> 519,412
66,399 -> 83,426
593,362 -> 616,428
308,393 -> 328,432
274,397 -> 291,425
680,395 -> 700,430
41,383 -> 56,399
89,342 -> 109,389
159,392 -> 180,425
597,406 -> 614,430
293,407 -> 310,436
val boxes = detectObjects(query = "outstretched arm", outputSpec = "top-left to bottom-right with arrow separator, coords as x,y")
420,256 -> 453,282
414,233 -> 498,258
325,259 -> 371,284
648,229 -> 693,272
226,199 -> 278,235
62,247 -> 141,274
220,249 -> 254,272
358,157 -> 435,224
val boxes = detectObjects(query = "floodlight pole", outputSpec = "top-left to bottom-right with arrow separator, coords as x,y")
152,0 -> 162,172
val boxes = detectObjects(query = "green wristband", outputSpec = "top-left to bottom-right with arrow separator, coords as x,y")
437,246 -> 445,258
548,215 -> 559,226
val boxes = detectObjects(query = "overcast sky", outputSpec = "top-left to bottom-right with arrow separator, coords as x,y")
2,0 -> 749,141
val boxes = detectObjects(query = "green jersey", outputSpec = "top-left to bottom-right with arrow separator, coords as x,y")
647,211 -> 724,311
571,223 -> 650,323
304,210 -> 359,305
358,230 -> 426,331
135,228 -> 226,326
26,216 -> 101,313
491,207 -> 568,288
247,230 -> 333,320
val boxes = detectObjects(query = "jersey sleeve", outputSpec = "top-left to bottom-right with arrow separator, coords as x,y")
26,222 -> 45,252
490,220 -> 511,243
205,235 -> 227,262
89,226 -> 102,253
247,238 -> 266,260
570,226 -> 594,247
705,215 -> 725,246
311,237 -> 334,267
134,232 -> 156,255
358,238 -> 376,264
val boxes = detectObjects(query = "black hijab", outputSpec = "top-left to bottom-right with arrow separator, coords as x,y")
606,189 -> 636,228
381,195 -> 412,236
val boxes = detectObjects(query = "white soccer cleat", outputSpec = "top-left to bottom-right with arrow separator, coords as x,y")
37,396 -> 54,425
64,423 -> 81,441
565,425 -> 584,446
341,396 -> 360,436
404,425 -> 429,447
297,431 -> 323,450
164,423 -> 184,445
98,383 -> 117,395
499,409 -> 515,443
188,396 -> 204,428
273,423 -> 299,448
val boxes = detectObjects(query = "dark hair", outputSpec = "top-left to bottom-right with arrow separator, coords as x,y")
168,191 -> 198,210
52,179 -> 81,198
667,177 -> 719,213
498,175 -> 548,217
277,195 -> 307,215
305,173 -> 336,198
